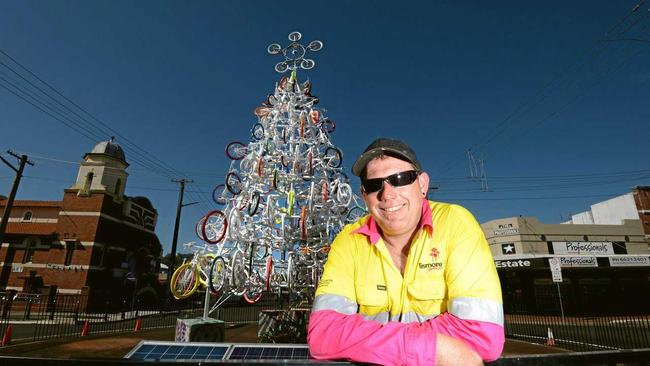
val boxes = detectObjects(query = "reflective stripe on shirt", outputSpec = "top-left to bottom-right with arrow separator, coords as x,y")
361,311 -> 438,324
449,297 -> 504,326
312,294 -> 358,315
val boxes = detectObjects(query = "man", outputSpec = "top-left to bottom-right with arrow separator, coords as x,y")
308,138 -> 504,365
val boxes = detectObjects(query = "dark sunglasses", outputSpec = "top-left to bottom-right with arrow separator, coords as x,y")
362,170 -> 420,193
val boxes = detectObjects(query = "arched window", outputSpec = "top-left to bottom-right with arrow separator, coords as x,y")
22,211 -> 33,221
115,178 -> 122,195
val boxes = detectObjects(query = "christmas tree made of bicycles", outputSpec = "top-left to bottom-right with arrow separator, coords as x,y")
170,32 -> 366,305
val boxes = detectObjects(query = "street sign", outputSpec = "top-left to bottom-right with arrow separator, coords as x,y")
549,258 -> 563,283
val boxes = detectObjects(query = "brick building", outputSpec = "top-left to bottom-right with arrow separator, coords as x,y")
0,139 -> 162,303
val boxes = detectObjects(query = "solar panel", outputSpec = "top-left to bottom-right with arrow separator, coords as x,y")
126,341 -> 229,361
125,341 -> 311,362
227,344 -> 310,360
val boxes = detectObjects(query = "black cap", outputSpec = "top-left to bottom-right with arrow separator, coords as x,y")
352,138 -> 421,176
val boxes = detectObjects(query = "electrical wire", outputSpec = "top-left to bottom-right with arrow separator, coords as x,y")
0,50 -> 182,180
0,48 -> 222,211
434,2 -> 650,178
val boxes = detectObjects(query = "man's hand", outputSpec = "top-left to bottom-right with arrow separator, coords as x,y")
435,333 -> 483,366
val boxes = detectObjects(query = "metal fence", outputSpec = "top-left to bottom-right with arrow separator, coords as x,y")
503,284 -> 650,352
0,291 -> 282,345
3,289 -> 650,354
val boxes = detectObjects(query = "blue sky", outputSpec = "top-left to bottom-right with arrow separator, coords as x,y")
1,1 -> 649,255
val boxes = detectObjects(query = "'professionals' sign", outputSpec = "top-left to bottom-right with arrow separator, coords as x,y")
552,241 -> 614,255
559,256 -> 598,267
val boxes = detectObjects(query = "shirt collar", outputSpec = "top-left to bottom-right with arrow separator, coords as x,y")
353,198 -> 433,245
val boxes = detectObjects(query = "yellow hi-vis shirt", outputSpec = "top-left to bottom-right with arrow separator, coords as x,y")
313,200 -> 503,325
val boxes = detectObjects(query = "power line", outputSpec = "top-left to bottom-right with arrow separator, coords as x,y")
433,2 -> 650,177
20,174 -> 210,195
434,192 -> 626,201
0,49 -> 183,180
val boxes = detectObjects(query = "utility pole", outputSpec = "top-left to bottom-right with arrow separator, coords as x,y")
0,151 -> 34,246
168,178 -> 197,280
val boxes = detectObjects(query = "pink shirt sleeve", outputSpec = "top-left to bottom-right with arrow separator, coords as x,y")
308,310 -> 504,365
308,310 -> 437,365
433,312 -> 505,361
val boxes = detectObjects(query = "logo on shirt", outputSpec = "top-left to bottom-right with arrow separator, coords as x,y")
419,247 -> 443,270
418,262 -> 443,270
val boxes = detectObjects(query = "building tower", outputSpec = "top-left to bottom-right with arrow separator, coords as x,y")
70,137 -> 129,199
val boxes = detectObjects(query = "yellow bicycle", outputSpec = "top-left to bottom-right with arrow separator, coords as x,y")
169,242 -> 217,299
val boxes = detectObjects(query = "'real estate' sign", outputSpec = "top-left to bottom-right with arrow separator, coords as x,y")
552,241 -> 614,255
495,259 -> 531,268
609,256 -> 650,267
495,258 -> 546,269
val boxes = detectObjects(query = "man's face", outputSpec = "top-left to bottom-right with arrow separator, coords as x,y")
361,156 -> 429,239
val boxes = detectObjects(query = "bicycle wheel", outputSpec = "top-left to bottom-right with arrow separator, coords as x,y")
170,263 -> 199,299
278,75 -> 288,91
240,155 -> 255,174
243,272 -> 264,304
272,169 -> 278,189
336,182 -> 353,207
299,114 -> 306,137
264,256 -> 273,291
251,123 -> 265,141
302,80 -> 312,95
287,252 -> 298,294
347,206 -> 366,222
198,253 -> 216,286
287,187 -> 296,216
226,141 -> 247,160
312,264 -> 322,287
309,109 -> 320,124
230,250 -> 247,296
248,191 -> 261,216
257,158 -> 264,177
235,194 -> 250,211
307,151 -> 314,176
307,40 -> 323,52
299,206 -> 308,240
195,216 -> 206,241
226,172 -> 242,195
202,210 -> 227,244
324,147 -> 342,168
321,118 -> 336,133
254,106 -> 271,118
321,180 -> 329,203
212,184 -> 229,206
208,256 -> 227,294
227,208 -> 243,241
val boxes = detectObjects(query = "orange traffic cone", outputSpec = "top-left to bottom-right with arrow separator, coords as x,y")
1,325 -> 13,346
134,317 -> 142,332
81,320 -> 90,336
546,327 -> 555,346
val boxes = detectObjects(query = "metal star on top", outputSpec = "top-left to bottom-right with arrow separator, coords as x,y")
267,31 -> 323,73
